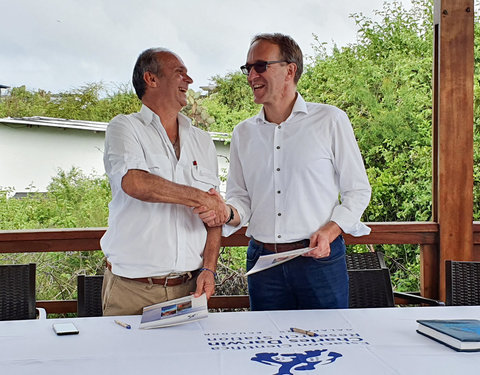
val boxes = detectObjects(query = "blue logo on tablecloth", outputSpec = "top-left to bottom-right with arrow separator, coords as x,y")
251,349 -> 342,375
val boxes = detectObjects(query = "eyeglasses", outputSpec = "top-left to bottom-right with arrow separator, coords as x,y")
240,60 -> 289,75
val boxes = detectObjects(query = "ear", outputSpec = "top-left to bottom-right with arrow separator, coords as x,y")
285,63 -> 297,82
143,71 -> 157,88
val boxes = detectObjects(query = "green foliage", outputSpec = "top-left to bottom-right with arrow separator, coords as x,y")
0,168 -> 111,301
473,1 -> 480,220
181,89 -> 215,130
0,168 -> 110,229
215,246 -> 248,297
201,72 -> 260,133
300,0 -> 434,228
0,82 -> 142,122
0,86 -> 53,118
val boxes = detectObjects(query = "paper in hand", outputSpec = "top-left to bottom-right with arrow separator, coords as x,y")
245,247 -> 313,276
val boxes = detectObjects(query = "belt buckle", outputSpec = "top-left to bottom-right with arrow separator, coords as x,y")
163,272 -> 190,287
163,274 -> 179,287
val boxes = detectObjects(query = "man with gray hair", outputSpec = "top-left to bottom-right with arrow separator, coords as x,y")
196,33 -> 371,311
101,48 -> 225,315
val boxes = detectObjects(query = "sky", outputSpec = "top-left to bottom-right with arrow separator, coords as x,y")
1,0 -> 412,94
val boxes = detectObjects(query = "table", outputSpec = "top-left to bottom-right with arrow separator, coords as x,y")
1,306 -> 479,374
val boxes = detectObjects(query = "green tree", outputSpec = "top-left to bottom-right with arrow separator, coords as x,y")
202,72 -> 260,133
0,168 -> 111,301
0,86 -> 53,118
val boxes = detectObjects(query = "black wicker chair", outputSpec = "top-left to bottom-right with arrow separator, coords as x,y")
0,263 -> 37,320
77,275 -> 104,317
446,260 -> 480,306
346,252 -> 443,306
348,268 -> 395,308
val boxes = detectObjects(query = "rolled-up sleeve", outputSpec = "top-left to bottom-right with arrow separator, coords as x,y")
104,115 -> 150,182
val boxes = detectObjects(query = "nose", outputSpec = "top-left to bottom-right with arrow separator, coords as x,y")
247,66 -> 260,82
184,73 -> 193,84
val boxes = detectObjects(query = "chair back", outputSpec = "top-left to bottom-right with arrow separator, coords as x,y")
348,268 -> 395,308
77,275 -> 104,317
0,263 -> 36,320
446,260 -> 480,306
346,252 -> 386,270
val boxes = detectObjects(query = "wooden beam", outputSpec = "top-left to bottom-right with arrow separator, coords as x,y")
0,228 -> 105,252
0,223 -> 440,254
433,0 -> 475,299
37,300 -> 77,314
208,295 -> 250,310
420,244 -> 440,299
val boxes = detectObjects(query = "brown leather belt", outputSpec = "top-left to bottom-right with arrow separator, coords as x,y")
106,262 -> 198,287
252,238 -> 310,253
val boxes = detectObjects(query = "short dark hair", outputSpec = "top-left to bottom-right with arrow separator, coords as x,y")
250,33 -> 303,84
132,47 -> 171,100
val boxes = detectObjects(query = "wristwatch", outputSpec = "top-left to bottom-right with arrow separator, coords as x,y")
225,206 -> 234,224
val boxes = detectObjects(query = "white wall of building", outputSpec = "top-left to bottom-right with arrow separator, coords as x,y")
0,124 -> 230,194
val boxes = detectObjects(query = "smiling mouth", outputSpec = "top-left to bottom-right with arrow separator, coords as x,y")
252,84 -> 265,91
179,87 -> 187,93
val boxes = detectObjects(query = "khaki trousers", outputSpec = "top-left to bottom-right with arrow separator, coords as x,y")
102,268 -> 198,316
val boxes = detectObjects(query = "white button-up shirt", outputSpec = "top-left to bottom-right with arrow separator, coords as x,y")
101,105 -> 219,278
224,94 -> 371,243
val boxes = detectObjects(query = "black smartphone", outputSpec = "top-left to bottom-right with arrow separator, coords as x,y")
52,322 -> 79,335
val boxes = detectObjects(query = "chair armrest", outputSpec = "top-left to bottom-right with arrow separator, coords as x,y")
393,291 -> 445,306
36,307 -> 47,319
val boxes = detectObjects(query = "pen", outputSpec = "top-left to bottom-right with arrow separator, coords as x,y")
290,327 -> 317,337
115,320 -> 131,329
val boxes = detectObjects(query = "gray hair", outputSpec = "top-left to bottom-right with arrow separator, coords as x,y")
250,33 -> 303,84
132,47 -> 172,99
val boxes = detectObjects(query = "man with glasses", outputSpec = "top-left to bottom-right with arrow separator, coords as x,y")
101,48 -> 225,315
196,34 -> 371,311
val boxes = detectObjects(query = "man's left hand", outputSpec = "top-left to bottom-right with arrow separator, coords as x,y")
304,221 -> 342,259
194,270 -> 215,299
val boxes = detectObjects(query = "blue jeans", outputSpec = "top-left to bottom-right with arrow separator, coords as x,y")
247,236 -> 349,311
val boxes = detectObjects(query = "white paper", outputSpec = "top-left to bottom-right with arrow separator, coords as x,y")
245,247 -> 313,276
139,293 -> 208,329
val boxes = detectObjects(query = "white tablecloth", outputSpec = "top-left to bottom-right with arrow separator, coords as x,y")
1,306 -> 479,374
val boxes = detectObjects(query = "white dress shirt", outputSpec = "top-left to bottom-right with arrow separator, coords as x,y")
101,105 -> 219,278
224,93 -> 371,243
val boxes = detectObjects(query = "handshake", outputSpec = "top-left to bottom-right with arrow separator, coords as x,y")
194,188 -> 232,227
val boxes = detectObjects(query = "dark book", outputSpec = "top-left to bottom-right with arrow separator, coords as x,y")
416,319 -> 480,352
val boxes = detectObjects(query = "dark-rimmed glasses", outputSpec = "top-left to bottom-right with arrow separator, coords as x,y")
240,60 -> 289,75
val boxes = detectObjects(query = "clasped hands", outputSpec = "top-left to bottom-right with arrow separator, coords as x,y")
194,188 -> 230,227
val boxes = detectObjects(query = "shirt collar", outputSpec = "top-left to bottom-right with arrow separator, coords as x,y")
255,92 -> 308,124
139,104 -> 192,132
139,104 -> 156,126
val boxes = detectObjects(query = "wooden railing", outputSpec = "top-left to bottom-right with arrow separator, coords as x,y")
1,222 -> 480,313
0,222 -> 441,253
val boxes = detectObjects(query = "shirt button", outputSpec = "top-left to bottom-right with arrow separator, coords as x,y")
277,213 -> 282,216
278,126 -> 282,129
277,190 -> 281,194
276,146 -> 280,149
276,168 -> 280,171
278,235 -> 282,238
